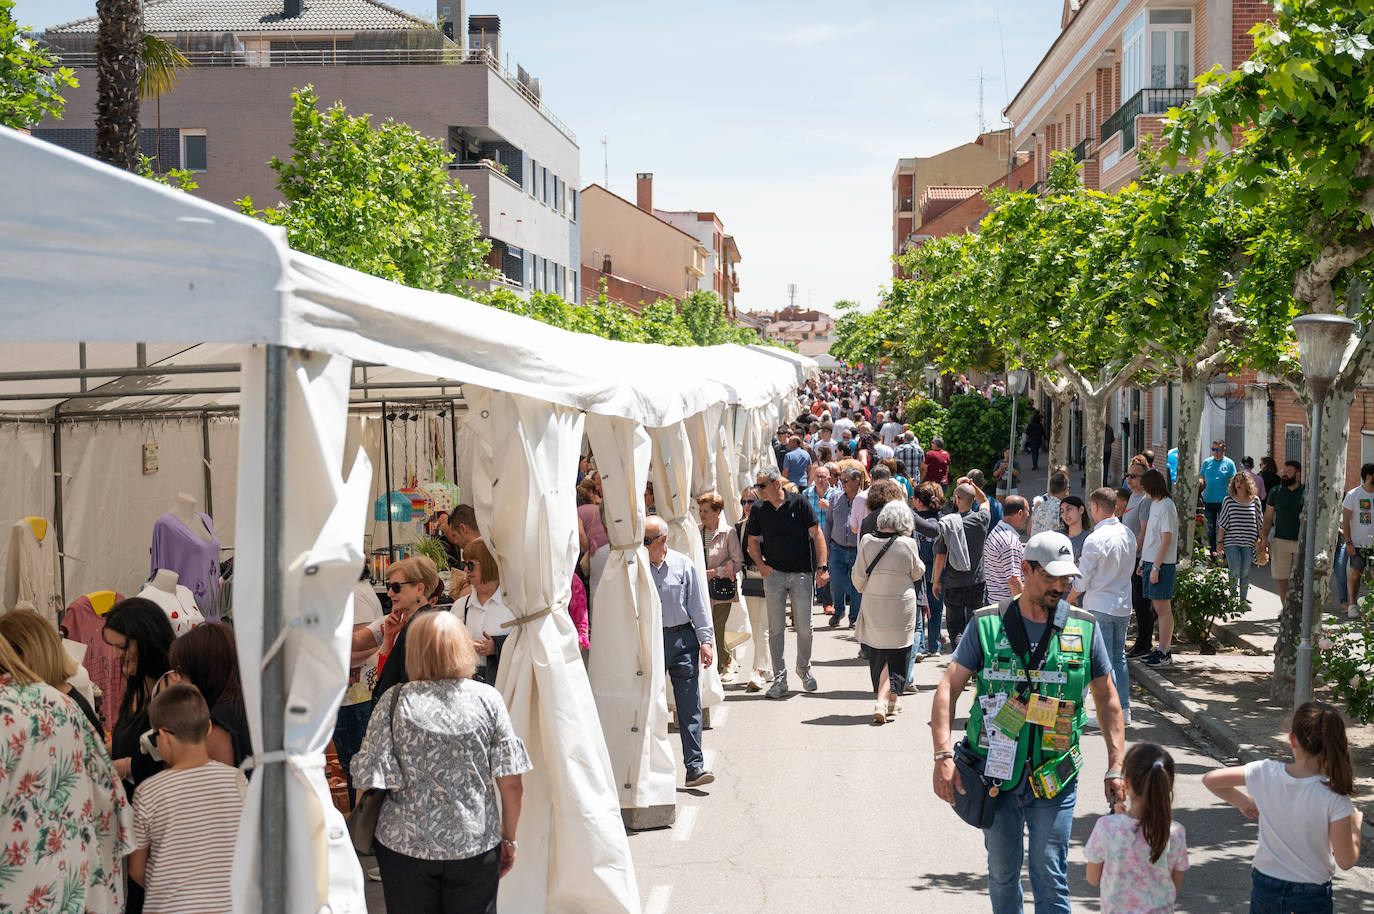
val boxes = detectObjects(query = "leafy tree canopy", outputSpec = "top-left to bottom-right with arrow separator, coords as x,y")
0,0 -> 77,129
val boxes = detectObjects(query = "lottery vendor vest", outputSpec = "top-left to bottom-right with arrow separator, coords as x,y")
963,599 -> 1096,792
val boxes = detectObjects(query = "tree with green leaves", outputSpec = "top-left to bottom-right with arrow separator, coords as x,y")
1165,0 -> 1374,696
141,33 -> 189,170
239,86 -> 492,292
0,0 -> 77,129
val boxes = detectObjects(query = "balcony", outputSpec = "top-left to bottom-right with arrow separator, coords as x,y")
1071,135 -> 1094,164
1099,88 -> 1195,155
898,195 -> 913,212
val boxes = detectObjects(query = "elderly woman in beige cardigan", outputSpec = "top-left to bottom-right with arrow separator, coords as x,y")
852,499 -> 926,724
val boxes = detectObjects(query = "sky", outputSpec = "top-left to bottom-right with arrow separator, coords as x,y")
15,0 -> 1064,315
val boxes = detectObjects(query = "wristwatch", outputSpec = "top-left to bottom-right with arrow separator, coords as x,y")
502,838 -> 518,849
933,750 -> 954,762
1104,769 -> 1123,780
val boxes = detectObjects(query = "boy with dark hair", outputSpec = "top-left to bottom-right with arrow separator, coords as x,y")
129,684 -> 247,914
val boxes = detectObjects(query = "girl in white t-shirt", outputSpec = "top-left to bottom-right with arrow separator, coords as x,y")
1203,701 -> 1363,914
1085,743 -> 1189,913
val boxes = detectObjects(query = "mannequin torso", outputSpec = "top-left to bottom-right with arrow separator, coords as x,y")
170,493 -> 213,543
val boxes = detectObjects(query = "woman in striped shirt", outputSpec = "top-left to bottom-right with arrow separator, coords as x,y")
1218,472 -> 1263,603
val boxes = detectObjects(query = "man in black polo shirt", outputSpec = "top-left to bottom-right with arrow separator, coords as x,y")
745,465 -> 829,699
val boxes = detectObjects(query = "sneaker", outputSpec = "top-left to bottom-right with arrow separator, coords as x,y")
1143,649 -> 1172,669
904,681 -> 919,694
685,768 -> 715,787
799,669 -> 818,692
828,613 -> 843,628
1126,644 -> 1152,659
765,676 -> 788,699
366,867 -> 382,882
873,701 -> 887,725
746,671 -> 766,692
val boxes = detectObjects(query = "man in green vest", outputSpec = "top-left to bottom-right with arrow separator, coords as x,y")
930,531 -> 1125,914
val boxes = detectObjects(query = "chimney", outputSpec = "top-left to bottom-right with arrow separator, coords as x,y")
468,15 -> 500,60
283,0 -> 302,17
636,173 -> 653,212
438,2 -> 466,46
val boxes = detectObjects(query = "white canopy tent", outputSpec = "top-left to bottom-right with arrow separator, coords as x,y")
0,128 -> 814,912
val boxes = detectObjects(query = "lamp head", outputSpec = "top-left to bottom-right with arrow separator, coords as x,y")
1008,368 -> 1029,395
1292,313 -> 1356,387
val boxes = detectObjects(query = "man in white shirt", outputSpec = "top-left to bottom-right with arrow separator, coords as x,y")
878,413 -> 904,448
984,496 -> 1029,602
833,412 -> 857,439
1069,487 -> 1138,722
1341,462 -> 1374,614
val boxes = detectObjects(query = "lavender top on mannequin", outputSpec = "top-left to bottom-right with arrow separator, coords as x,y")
150,512 -> 221,619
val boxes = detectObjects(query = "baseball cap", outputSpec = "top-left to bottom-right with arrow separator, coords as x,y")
1023,531 -> 1080,578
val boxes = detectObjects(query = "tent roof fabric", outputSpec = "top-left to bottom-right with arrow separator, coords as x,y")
0,129 -> 814,425
45,0 -> 428,33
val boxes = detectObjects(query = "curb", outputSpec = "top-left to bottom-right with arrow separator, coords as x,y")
1127,659 -> 1266,764
1209,620 -> 1267,654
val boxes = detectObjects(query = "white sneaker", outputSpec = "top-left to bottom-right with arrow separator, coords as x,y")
746,671 -> 766,692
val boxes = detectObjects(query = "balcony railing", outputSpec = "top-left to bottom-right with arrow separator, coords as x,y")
51,45 -> 577,143
1026,181 -> 1042,195
1099,88 -> 1195,155
1071,135 -> 1094,164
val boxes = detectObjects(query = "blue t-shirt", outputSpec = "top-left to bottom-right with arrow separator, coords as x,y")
804,484 -> 830,531
1200,456 -> 1237,503
1166,449 -> 1178,483
783,448 -> 812,486
953,600 -> 1111,680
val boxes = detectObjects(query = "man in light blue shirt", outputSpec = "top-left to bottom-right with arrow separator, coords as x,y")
804,465 -> 835,613
646,515 -> 715,788
1198,439 -> 1236,558
783,436 -> 812,486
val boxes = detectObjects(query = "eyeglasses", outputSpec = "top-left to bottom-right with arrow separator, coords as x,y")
643,534 -> 666,547
386,581 -> 412,593
740,498 -> 756,506
461,560 -> 477,572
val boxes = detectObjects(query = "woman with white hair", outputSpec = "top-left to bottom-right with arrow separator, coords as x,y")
851,499 -> 925,724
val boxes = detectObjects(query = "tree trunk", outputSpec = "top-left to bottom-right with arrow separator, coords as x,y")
1173,371 -> 1208,562
95,0 -> 142,170
1048,389 -> 1073,471
1082,394 -> 1107,495
1272,536 -> 1306,701
939,373 -> 956,406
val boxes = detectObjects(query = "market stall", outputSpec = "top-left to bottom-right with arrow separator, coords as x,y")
0,127 -> 813,913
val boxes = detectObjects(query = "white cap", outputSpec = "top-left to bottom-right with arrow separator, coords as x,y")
1023,531 -> 1080,578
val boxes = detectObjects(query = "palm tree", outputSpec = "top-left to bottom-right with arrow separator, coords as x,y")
141,33 -> 188,170
94,0 -> 142,169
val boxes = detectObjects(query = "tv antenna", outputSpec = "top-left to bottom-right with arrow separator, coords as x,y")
600,135 -> 608,189
787,283 -> 797,308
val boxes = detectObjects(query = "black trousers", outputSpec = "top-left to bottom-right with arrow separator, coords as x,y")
375,841 -> 500,914
943,584 -> 987,646
1129,570 -> 1156,651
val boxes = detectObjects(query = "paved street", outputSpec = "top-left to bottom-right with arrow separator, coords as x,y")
630,603 -> 1374,913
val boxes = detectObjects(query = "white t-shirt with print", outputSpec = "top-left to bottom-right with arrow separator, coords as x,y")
1341,485 -> 1374,548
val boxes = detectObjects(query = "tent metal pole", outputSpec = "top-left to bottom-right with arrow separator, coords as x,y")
77,343 -> 87,392
0,363 -> 241,382
50,410 -> 65,609
260,345 -> 288,914
449,398 -> 458,484
381,399 -> 394,561
201,412 -> 214,519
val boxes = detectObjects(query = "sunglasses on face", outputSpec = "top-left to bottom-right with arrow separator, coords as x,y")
643,534 -> 666,547
1127,472 -> 1143,479
461,560 -> 477,572
741,498 -> 756,506
386,581 -> 413,593
1212,447 -> 1225,452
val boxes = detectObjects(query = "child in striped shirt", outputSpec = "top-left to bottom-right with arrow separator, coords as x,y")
128,684 -> 247,914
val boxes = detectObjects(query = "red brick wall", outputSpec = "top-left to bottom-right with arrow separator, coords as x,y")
1233,1 -> 1276,69
1269,386 -> 1374,490
580,265 -> 676,312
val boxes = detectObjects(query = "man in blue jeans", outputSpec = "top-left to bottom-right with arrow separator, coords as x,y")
823,467 -> 864,628
931,531 -> 1126,914
745,465 -> 829,699
646,515 -> 716,788
1199,440 -> 1236,559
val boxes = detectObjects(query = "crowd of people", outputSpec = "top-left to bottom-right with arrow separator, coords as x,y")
0,365 -> 1365,914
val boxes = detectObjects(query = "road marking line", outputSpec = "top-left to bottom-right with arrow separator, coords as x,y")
672,805 -> 699,842
646,885 -> 673,914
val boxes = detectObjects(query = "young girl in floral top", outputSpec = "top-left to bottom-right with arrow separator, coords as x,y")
1085,743 -> 1189,913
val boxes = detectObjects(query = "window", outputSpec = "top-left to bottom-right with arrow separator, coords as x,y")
529,159 -> 539,197
180,129 -> 207,171
571,189 -> 578,222
1362,431 -> 1374,468
1285,423 -> 1305,464
544,169 -> 552,206
1121,13 -> 1145,101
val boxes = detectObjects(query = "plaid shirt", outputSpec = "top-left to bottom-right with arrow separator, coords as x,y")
893,441 -> 923,479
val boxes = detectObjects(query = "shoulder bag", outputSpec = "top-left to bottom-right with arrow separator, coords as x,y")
347,683 -> 405,854
863,535 -> 899,577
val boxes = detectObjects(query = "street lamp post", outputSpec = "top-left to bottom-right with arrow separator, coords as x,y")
1007,368 -> 1029,499
1292,313 -> 1357,708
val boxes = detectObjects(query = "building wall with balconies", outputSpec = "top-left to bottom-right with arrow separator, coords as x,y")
580,184 -> 703,299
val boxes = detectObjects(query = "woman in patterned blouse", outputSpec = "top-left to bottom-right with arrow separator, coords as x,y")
352,610 -> 532,913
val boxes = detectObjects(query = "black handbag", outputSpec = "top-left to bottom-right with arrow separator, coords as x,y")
950,738 -> 997,829
708,574 -> 738,602
346,683 -> 404,854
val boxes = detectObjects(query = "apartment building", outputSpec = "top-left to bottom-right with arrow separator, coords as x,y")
579,183 -> 707,310
641,174 -> 742,313
742,307 -> 835,359
1005,0 -> 1271,192
891,129 -> 1017,277
36,0 -> 581,300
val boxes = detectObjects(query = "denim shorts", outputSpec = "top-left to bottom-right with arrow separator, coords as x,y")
1140,561 -> 1176,600
1250,868 -> 1332,914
